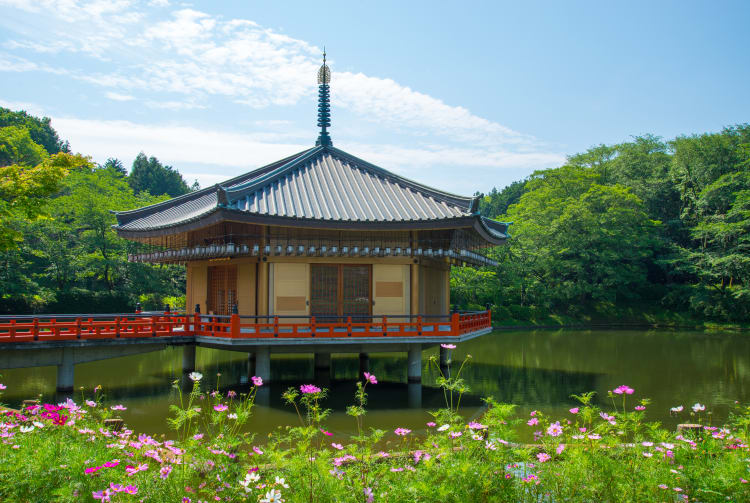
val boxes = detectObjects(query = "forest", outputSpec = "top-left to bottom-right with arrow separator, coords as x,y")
1,107 -> 748,324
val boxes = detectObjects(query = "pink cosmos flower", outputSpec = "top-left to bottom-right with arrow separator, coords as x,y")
556,444 -> 565,454
426,422 -> 436,427
110,405 -> 127,411
193,433 -> 203,440
527,418 -> 538,426
160,465 -> 172,479
364,487 -> 374,503
0,384 -> 6,390
85,400 -> 97,408
123,486 -> 138,495
569,407 -> 579,414
671,405 -> 684,413
449,431 -> 462,439
300,384 -> 321,394
394,428 -> 411,436
331,443 -> 343,450
125,463 -> 148,476
227,390 -> 237,399
468,421 -> 487,430
536,452 -> 551,463
320,428 -> 333,436
547,421 -> 563,437
612,385 -> 634,395
213,404 -> 228,412
658,484 -> 668,489
643,452 -> 653,458
363,372 -> 377,384
635,405 -> 646,411
253,446 -> 263,455
440,344 -> 456,349
251,376 -> 263,387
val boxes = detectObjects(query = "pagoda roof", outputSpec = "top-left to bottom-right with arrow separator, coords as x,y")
113,145 -> 509,244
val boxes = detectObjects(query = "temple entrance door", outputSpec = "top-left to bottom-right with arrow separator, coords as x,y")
310,264 -> 371,320
207,265 -> 237,315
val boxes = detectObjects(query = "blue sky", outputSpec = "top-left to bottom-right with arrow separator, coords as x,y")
1,0 -> 748,195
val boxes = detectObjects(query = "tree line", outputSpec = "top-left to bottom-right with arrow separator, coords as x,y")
0,107 -> 194,313
455,126 -> 750,323
2,106 -> 748,322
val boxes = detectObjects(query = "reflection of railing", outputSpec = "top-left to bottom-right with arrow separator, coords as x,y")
0,311 -> 491,342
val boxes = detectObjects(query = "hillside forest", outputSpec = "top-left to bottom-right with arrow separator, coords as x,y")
1,107 -> 748,324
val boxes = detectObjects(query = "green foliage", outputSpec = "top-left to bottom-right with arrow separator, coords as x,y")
129,152 -> 192,197
0,107 -> 69,155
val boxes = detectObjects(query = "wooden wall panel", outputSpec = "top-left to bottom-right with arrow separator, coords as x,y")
272,263 -> 309,318
372,264 -> 409,316
237,262 -> 256,316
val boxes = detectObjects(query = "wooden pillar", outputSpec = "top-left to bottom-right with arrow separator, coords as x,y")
257,261 -> 269,316
444,261 -> 451,315
410,263 -> 419,316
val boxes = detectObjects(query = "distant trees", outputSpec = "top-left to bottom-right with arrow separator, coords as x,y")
0,107 -> 69,154
129,152 -> 191,197
455,124 -> 750,323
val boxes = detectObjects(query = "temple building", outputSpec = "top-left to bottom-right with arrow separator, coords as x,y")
114,55 -> 508,321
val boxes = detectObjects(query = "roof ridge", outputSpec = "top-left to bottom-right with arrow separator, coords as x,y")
113,147 -> 315,224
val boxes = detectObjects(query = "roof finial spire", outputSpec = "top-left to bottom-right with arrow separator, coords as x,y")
315,47 -> 332,147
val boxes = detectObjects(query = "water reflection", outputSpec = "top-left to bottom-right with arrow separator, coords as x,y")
1,329 -> 748,440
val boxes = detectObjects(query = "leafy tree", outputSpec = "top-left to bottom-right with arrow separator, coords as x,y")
0,125 -> 48,167
477,180 -> 527,219
0,107 -> 69,154
102,157 -> 127,176
129,152 -> 191,197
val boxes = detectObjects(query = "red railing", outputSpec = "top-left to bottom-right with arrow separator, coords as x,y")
0,311 -> 491,343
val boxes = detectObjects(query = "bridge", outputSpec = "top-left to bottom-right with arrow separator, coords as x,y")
0,310 -> 492,392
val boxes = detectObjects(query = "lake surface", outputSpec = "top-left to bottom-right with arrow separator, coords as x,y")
2,329 -> 749,441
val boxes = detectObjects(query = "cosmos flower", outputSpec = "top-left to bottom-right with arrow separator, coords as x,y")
300,384 -> 321,394
251,376 -> 263,387
213,404 -> 228,412
547,422 -> 563,437
188,372 -> 203,382
363,372 -> 377,384
394,428 -> 411,436
613,385 -> 634,395
569,407 -> 579,414
536,452 -> 551,463
440,344 -> 456,349
692,403 -> 705,413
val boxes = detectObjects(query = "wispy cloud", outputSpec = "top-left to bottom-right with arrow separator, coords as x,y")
0,0 -> 564,192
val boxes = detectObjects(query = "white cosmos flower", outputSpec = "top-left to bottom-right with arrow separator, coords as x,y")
275,476 -> 289,488
260,489 -> 283,503
437,424 -> 450,431
33,422 -> 44,429
228,413 -> 238,420
189,372 -> 203,382
692,403 -> 705,412
20,425 -> 34,433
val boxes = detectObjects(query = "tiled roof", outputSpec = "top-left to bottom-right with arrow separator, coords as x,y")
114,145 -> 508,242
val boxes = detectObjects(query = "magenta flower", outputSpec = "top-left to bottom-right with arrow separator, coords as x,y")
160,465 -> 172,479
612,385 -> 634,395
110,404 -> 127,411
213,404 -> 228,412
426,421 -> 436,427
193,433 -> 204,440
251,376 -> 263,387
527,417 -> 538,426
253,446 -> 263,455
536,452 -> 551,463
440,344 -> 456,349
320,428 -> 333,436
468,421 -> 487,430
449,431 -> 462,439
635,405 -> 646,411
123,485 -> 138,495
556,444 -> 565,454
0,384 -> 7,390
569,407 -> 579,414
394,427 -> 411,436
363,372 -> 377,384
227,390 -> 237,399
331,443 -> 344,450
300,384 -> 321,394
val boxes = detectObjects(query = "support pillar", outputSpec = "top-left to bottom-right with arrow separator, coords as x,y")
182,344 -> 196,374
440,345 -> 452,378
358,352 -> 370,378
407,345 -> 422,383
408,382 -> 422,408
256,346 -> 271,383
314,352 -> 331,384
56,347 -> 74,393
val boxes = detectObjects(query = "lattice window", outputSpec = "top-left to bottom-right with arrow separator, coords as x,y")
207,265 -> 237,315
310,264 -> 371,320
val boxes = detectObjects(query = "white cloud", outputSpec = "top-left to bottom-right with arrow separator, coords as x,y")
105,91 -> 135,101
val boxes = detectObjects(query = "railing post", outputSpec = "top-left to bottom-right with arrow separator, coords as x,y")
311,316 -> 316,337
76,317 -> 82,339
487,309 -> 491,328
193,304 -> 201,335
382,315 -> 387,337
33,318 -> 39,341
51,319 -> 58,339
230,313 -> 240,339
151,315 -> 157,337
417,315 -> 422,336
347,316 -> 352,337
273,316 -> 279,337
9,320 -> 15,340
451,312 -> 459,336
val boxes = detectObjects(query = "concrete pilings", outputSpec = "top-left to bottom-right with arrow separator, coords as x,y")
57,347 -> 74,392
407,345 -> 422,383
358,352 -> 369,378
255,346 -> 271,383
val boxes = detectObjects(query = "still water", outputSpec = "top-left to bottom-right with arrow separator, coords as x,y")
2,329 -> 749,440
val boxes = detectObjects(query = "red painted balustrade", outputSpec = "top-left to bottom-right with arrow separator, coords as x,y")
0,311 -> 491,342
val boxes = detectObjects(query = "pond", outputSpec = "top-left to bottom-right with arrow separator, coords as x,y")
2,329 -> 749,441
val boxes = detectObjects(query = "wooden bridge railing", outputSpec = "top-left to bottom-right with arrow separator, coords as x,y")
0,310 -> 491,343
